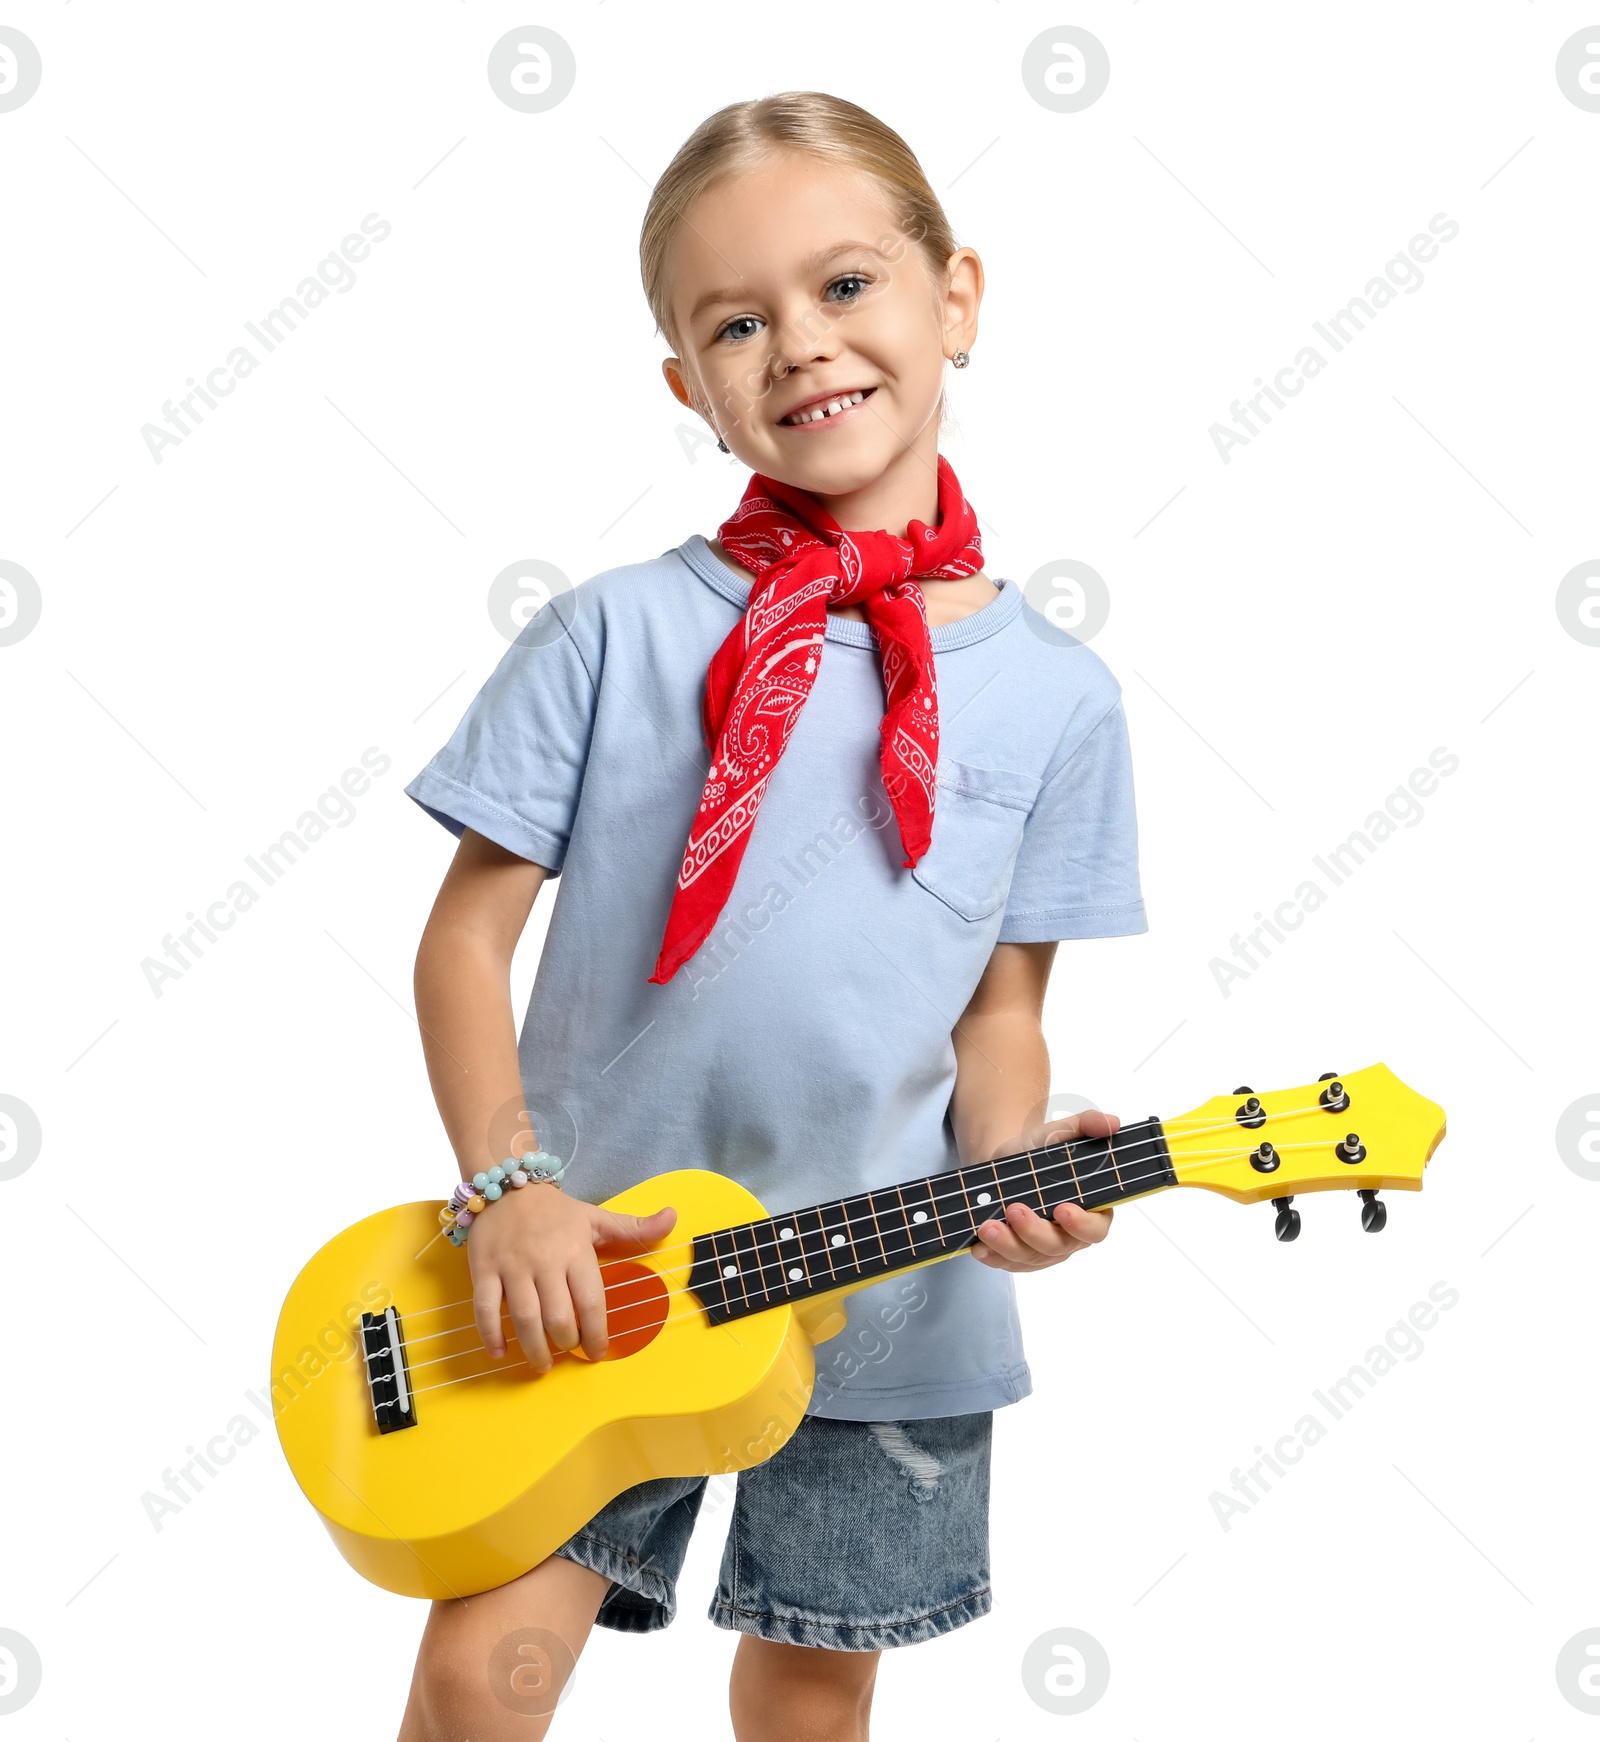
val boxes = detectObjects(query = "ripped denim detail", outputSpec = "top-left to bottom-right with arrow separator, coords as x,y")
867,1421 -> 945,1502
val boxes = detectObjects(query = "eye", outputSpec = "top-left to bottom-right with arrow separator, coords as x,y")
825,273 -> 871,304
714,313 -> 764,345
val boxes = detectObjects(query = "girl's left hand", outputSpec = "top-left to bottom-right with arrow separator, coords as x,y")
969,1109 -> 1119,1272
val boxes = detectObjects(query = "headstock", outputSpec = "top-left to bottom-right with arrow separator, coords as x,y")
1162,1063 -> 1446,1240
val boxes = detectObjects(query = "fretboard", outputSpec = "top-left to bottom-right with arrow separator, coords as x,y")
687,1117 -> 1174,1326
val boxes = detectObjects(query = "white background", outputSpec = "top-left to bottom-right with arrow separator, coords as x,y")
2,3 -> 1596,1737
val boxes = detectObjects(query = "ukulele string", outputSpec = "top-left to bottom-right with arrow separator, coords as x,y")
400,1157 -> 1365,1398
381,1118 -> 1358,1378
396,1128 -> 1206,1399
393,1094 -> 1342,1332
388,1099 -> 1344,1351
389,1114 -> 1245,1350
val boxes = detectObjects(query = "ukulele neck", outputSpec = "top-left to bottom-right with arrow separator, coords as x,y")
686,1117 -> 1175,1326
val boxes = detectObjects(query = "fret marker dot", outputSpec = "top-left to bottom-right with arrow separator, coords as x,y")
779,1226 -> 794,1239
976,1192 -> 992,1205
913,1210 -> 928,1222
788,1266 -> 802,1281
722,1264 -> 737,1278
830,1234 -> 846,1247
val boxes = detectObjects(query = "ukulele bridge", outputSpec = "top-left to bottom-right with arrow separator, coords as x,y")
361,1306 -> 418,1433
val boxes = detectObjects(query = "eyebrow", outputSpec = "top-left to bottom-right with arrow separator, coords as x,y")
685,240 -> 886,327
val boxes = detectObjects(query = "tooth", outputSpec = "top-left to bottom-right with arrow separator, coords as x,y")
786,392 -> 868,425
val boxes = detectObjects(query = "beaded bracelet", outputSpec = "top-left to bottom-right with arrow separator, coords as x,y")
440,1151 -> 566,1246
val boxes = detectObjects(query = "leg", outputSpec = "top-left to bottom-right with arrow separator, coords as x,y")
712,1407 -> 994,1740
398,1552 -> 610,1742
729,1634 -> 881,1742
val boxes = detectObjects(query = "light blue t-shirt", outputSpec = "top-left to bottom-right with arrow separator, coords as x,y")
405,533 -> 1147,1421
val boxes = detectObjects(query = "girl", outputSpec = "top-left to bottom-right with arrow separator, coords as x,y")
397,91 -> 1146,1742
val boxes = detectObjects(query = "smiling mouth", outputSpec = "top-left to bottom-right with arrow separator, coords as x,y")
778,387 -> 876,427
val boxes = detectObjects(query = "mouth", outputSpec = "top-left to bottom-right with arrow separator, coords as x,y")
777,386 -> 877,429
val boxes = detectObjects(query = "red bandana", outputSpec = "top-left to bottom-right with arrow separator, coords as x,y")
650,453 -> 983,984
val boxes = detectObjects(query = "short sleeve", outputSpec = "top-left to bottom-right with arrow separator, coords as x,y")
403,594 -> 600,874
996,696 -> 1148,943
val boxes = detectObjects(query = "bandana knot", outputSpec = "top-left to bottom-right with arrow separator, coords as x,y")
649,453 -> 983,984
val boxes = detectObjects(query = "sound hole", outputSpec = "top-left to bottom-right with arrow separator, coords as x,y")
572,1260 -> 669,1362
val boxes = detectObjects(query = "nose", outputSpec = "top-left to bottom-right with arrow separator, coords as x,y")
767,314 -> 843,383
768,345 -> 818,382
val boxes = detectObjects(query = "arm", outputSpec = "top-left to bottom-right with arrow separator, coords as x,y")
948,940 -> 1058,1165
414,825 -> 546,1177
948,940 -> 1118,1273
414,827 -> 677,1368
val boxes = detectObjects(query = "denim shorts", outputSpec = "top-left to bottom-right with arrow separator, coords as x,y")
552,1409 -> 992,1651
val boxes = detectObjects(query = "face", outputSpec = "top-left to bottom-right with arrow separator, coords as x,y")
660,153 -> 981,504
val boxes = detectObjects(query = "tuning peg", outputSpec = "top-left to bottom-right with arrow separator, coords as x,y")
1235,1095 -> 1266,1130
1249,1141 -> 1280,1174
1272,1195 -> 1301,1242
1318,1071 -> 1341,1082
1358,1189 -> 1387,1233
1319,1078 -> 1350,1113
1234,1085 -> 1254,1095
1338,1132 -> 1367,1165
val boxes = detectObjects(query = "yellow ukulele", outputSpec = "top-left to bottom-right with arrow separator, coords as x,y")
272,1063 -> 1445,1599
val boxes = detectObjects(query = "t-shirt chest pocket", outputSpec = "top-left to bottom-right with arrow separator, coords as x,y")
909,759 -> 1043,921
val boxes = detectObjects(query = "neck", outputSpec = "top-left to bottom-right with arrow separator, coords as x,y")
784,438 -> 944,539
686,1119 -> 1175,1325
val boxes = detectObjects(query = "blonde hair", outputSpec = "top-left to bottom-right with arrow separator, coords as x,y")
640,92 -> 961,423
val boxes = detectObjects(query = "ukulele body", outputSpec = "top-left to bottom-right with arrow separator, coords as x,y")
271,1168 -> 949,1600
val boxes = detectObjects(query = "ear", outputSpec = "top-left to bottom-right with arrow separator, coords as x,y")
940,247 -> 984,359
661,355 -> 697,411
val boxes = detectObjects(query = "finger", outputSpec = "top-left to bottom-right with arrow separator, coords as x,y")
974,1204 -> 1085,1269
1026,1108 -> 1125,1152
971,1231 -> 1047,1273
504,1279 -> 553,1374
534,1270 -> 581,1360
568,1259 -> 610,1361
473,1272 -> 507,1358
593,1205 -> 677,1254
1053,1202 -> 1114,1244
1001,1201 -> 1086,1259
973,1213 -> 1029,1265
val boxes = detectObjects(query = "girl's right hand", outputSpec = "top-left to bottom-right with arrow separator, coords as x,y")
465,1180 -> 677,1374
